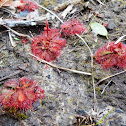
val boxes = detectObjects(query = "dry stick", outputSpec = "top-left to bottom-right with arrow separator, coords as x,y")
53,0 -> 104,12
8,31 -> 16,47
87,0 -> 105,111
1,24 -> 33,41
76,34 -> 97,112
0,7 -> 17,18
76,34 -> 93,67
114,35 -> 126,44
96,69 -> 126,85
0,70 -> 22,82
31,0 -> 63,23
54,0 -> 81,12
31,0 -> 97,111
101,80 -> 112,95
95,0 -> 105,5
0,0 -> 9,8
29,53 -> 91,75
1,19 -> 49,27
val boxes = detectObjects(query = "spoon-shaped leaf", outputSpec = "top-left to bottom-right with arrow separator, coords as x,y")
90,22 -> 108,37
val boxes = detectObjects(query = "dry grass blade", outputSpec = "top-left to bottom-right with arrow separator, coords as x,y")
31,0 -> 63,23
8,31 -> 16,47
29,53 -> 92,76
54,0 -> 81,12
95,0 -> 105,5
0,70 -> 22,82
1,24 -> 33,41
76,34 -> 97,112
0,0 -> 9,8
114,35 -> 126,44
96,69 -> 126,85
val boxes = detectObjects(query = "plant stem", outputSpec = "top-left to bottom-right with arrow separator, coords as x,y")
29,53 -> 92,75
76,34 -> 97,112
31,0 -> 63,23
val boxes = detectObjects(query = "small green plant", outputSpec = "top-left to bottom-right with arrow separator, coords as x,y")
96,108 -> 114,125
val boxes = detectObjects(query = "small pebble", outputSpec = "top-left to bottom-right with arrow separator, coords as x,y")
123,5 -> 126,9
113,7 -> 122,14
18,10 -> 29,17
115,109 -> 124,113
46,75 -> 51,79
0,32 -> 2,38
108,20 -> 115,30
33,101 -> 40,110
48,105 -> 55,110
76,110 -> 88,116
105,12 -> 112,18
123,81 -> 126,84
42,101 -> 46,105
48,124 -> 54,126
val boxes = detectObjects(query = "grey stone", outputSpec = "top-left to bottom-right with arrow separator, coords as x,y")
108,20 -> 115,30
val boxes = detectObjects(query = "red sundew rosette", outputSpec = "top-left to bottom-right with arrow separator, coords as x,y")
31,21 -> 66,62
0,77 -> 45,111
95,41 -> 126,69
61,19 -> 87,36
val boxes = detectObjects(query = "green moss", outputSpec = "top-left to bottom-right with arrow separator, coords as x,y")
95,86 -> 102,94
104,92 -> 109,96
42,0 -> 58,7
16,113 -> 28,119
3,107 -> 27,119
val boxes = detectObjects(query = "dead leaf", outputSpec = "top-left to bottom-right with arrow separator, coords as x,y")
0,0 -> 25,8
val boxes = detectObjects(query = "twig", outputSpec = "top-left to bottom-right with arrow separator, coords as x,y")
54,1 -> 70,12
0,7 -> 17,17
76,34 -> 97,112
54,0 -> 81,12
101,80 -> 112,95
0,70 -> 22,82
95,0 -> 105,5
29,53 -> 92,76
61,4 -> 73,19
114,35 -> 126,44
101,115 -> 121,124
0,19 -> 50,27
8,31 -> 16,47
1,24 -> 33,41
31,0 -> 63,23
0,0 -> 9,8
76,34 -> 93,67
96,69 -> 126,85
